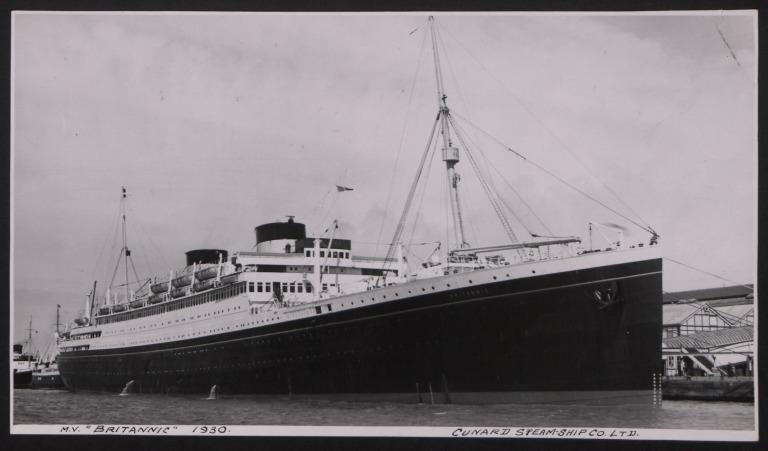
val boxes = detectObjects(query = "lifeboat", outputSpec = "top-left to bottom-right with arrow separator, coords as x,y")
220,273 -> 239,285
150,282 -> 169,294
172,274 -> 193,288
129,299 -> 145,309
98,306 -> 111,315
194,279 -> 215,292
147,293 -> 164,305
112,304 -> 127,313
195,267 -> 218,281
170,287 -> 187,299
73,317 -> 89,326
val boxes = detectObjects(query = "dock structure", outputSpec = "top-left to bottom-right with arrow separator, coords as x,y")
661,285 -> 754,401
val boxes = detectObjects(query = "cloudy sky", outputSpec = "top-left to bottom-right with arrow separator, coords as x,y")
11,12 -> 756,346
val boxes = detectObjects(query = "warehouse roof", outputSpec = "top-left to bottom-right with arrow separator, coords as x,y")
662,326 -> 753,350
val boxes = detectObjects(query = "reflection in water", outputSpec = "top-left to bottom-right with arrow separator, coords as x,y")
13,389 -> 755,430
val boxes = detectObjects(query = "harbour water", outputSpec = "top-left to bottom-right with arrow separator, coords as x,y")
13,389 -> 754,430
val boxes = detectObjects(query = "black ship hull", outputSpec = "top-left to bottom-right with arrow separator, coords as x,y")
14,369 -> 34,389
58,258 -> 662,403
32,371 -> 66,389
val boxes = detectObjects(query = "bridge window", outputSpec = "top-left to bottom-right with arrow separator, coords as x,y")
249,282 -> 255,292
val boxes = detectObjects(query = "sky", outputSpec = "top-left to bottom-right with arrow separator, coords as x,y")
11,12 -> 756,348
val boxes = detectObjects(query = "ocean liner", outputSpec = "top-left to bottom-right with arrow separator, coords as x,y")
56,17 -> 662,404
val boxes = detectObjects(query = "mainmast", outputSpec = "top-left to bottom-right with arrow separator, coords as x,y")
121,187 -> 130,302
429,16 -> 468,249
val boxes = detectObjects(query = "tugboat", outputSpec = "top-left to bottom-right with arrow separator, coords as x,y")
31,363 -> 65,390
57,17 -> 662,404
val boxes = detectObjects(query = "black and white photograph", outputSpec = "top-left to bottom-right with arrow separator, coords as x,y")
10,11 -> 757,441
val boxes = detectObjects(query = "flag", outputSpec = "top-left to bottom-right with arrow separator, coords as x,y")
336,185 -> 354,192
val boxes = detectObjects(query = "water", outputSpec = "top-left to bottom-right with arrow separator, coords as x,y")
13,389 -> 754,430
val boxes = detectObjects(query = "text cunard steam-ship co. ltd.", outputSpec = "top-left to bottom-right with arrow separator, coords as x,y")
56,17 -> 663,404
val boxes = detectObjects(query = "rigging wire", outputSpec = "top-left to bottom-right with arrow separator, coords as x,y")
452,111 -> 657,237
405,127 -> 440,251
126,202 -> 172,275
307,186 -> 334,236
374,22 -> 430,258
436,21 -> 655,233
449,116 -> 541,238
446,114 -> 521,245
449,115 -> 554,236
664,257 -> 754,291
380,113 -> 441,278
432,21 -> 553,243
88,200 -> 123,290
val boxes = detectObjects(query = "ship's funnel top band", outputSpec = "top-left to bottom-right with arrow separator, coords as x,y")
185,249 -> 228,266
255,220 -> 307,245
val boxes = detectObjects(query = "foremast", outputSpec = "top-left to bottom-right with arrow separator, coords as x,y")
429,16 -> 469,250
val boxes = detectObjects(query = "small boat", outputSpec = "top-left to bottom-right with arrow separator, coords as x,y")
31,364 -> 65,389
194,279 -> 216,292
172,274 -> 193,288
220,273 -> 239,285
150,282 -> 169,294
170,287 -> 187,299
98,306 -> 111,315
129,299 -> 145,309
195,267 -> 218,281
112,304 -> 127,313
147,293 -> 165,305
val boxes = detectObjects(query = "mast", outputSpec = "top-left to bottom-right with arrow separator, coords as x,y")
429,16 -> 468,249
121,186 -> 129,303
26,317 -> 35,367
